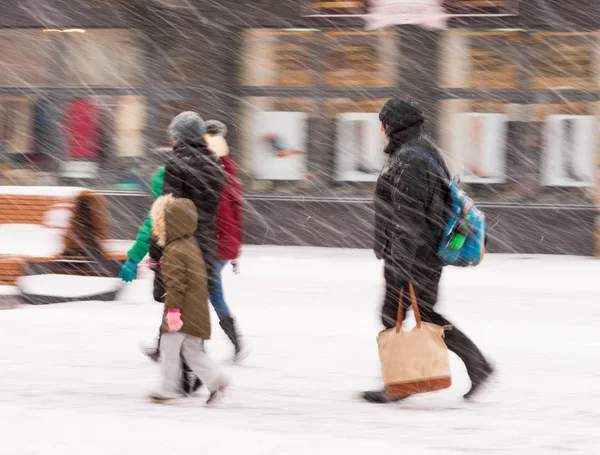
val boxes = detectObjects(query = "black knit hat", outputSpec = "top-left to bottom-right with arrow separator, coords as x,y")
379,99 -> 425,138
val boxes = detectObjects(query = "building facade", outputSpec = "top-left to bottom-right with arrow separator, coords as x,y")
0,0 -> 598,254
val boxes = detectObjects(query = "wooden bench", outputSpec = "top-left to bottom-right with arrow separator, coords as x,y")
0,187 -> 127,299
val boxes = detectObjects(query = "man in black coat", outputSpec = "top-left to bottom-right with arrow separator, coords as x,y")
363,99 -> 493,403
162,111 -> 225,294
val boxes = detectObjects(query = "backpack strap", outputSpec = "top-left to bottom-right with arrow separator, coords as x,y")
410,146 -> 451,185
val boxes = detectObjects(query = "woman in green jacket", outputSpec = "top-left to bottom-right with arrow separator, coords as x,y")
119,165 -> 165,281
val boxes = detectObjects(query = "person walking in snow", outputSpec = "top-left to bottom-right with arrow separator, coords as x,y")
148,194 -> 229,404
362,99 -> 493,404
203,120 -> 246,361
161,111 -> 224,292
119,112 -> 223,390
120,116 -> 246,363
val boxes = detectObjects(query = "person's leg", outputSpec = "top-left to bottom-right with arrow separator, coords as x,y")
211,260 -> 245,358
153,269 -> 166,303
411,252 -> 492,399
181,335 -> 229,403
380,261 -> 411,329
150,332 -> 185,400
210,260 -> 232,321
363,261 -> 411,403
142,271 -> 166,362
180,355 -> 202,395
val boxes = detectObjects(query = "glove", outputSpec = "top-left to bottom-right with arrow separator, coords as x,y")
231,259 -> 240,275
166,308 -> 183,332
119,259 -> 138,282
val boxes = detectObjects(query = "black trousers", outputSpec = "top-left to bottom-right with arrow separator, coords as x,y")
381,248 -> 489,384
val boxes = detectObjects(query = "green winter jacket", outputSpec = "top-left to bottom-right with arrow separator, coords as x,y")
126,165 -> 166,263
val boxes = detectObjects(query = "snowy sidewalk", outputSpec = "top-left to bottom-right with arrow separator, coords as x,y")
1,247 -> 599,454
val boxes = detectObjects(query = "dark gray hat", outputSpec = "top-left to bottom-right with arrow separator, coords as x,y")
168,111 -> 205,143
205,120 -> 228,137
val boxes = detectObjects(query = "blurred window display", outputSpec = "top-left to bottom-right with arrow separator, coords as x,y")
530,32 -> 598,89
451,112 -> 509,184
241,29 -> 398,88
0,28 -> 146,189
440,30 -> 520,89
0,96 -> 36,156
323,31 -> 399,88
440,100 -> 511,185
60,95 -> 146,187
327,98 -> 388,183
241,30 -> 317,87
335,113 -> 385,181
531,103 -> 597,192
240,97 -> 312,190
0,95 -> 56,185
542,115 -> 596,187
0,94 -> 146,188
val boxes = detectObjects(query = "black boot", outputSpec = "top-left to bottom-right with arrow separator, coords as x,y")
442,324 -> 493,401
361,390 -> 408,404
219,317 -> 243,361
464,364 -> 494,401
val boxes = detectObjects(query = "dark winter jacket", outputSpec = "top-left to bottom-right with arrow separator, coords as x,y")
152,195 -> 211,340
374,99 -> 450,285
162,140 -> 224,291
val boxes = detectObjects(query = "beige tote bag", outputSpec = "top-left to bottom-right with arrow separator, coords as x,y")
377,282 -> 452,397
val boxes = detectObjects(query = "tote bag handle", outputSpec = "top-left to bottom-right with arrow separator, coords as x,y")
395,282 -> 422,333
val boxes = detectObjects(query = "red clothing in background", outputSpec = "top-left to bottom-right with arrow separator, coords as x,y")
66,99 -> 99,158
215,156 -> 243,261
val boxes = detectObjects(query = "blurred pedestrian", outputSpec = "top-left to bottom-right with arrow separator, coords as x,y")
120,111 -> 223,392
162,111 -> 224,292
362,99 -> 493,404
204,120 -> 246,361
148,194 -> 229,404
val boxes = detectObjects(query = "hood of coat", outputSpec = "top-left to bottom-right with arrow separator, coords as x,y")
379,99 -> 425,154
204,134 -> 229,157
151,194 -> 198,247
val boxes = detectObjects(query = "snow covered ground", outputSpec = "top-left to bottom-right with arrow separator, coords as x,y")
1,247 -> 599,454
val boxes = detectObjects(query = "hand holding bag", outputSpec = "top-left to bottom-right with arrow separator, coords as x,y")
377,282 -> 452,397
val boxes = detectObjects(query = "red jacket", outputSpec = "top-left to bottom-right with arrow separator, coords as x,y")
215,156 -> 243,260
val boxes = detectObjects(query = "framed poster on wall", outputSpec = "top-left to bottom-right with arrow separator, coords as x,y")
542,115 -> 596,187
452,112 -> 508,183
252,111 -> 308,181
335,112 -> 385,181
